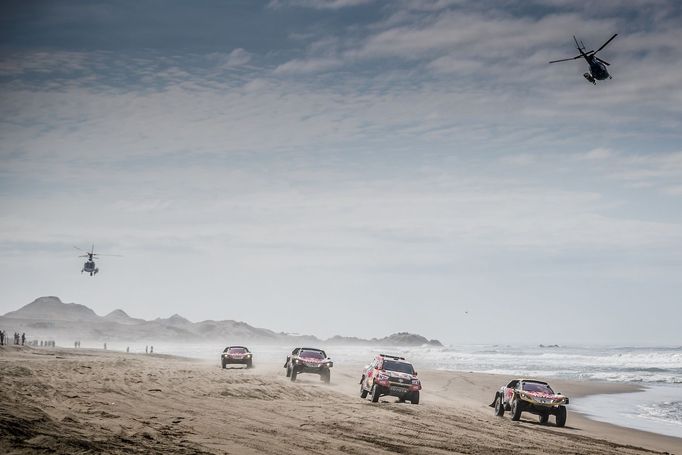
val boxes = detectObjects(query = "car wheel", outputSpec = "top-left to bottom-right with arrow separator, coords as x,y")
494,394 -> 505,417
410,391 -> 420,405
371,384 -> 380,403
290,368 -> 298,382
221,361 -> 226,369
246,360 -> 253,369
286,365 -> 291,377
555,405 -> 567,427
321,369 -> 330,384
511,397 -> 523,421
539,413 -> 549,424
360,381 -> 368,398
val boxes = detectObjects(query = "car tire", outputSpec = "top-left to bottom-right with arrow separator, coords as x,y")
286,365 -> 291,377
410,391 -> 420,405
494,394 -> 505,417
246,360 -> 253,369
360,380 -> 368,398
290,368 -> 298,382
539,413 -> 549,424
371,385 -> 380,403
321,369 -> 330,384
555,405 -> 567,427
511,397 -> 523,421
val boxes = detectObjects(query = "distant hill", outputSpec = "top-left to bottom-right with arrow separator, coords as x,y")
3,296 -> 99,322
0,296 -> 443,347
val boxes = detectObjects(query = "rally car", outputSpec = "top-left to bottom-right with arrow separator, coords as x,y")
221,346 -> 253,369
284,347 -> 333,383
359,354 -> 421,404
490,379 -> 568,426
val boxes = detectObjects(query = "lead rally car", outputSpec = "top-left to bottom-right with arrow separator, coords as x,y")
221,346 -> 253,369
359,354 -> 421,404
490,379 -> 569,426
284,347 -> 333,383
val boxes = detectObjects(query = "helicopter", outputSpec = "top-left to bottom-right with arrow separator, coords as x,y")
74,245 -> 120,276
549,33 -> 618,84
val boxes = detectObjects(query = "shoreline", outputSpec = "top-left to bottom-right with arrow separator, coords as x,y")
1,345 -> 680,454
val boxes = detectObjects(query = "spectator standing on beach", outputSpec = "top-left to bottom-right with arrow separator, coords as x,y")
126,346 -> 129,353
0,330 -> 4,345
150,346 -> 154,354
103,342 -> 107,350
21,333 -> 25,346
145,345 -> 148,354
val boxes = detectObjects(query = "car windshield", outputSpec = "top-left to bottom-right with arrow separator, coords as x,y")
299,350 -> 325,359
382,360 -> 414,374
522,382 -> 554,394
227,347 -> 247,353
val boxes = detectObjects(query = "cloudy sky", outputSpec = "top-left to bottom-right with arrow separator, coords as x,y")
1,0 -> 681,344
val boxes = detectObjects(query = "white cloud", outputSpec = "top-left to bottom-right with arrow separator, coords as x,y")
274,57 -> 343,74
268,0 -> 374,9
207,48 -> 252,69
581,148 -> 613,160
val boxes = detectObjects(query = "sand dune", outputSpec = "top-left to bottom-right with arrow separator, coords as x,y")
1,346 -> 679,454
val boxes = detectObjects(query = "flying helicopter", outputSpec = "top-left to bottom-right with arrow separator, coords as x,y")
74,245 -> 120,276
549,33 -> 618,84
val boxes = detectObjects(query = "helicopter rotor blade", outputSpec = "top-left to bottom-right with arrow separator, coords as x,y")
549,55 -> 581,64
74,246 -> 87,252
596,57 -> 610,66
594,33 -> 618,54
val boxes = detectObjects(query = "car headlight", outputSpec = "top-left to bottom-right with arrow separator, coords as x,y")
411,379 -> 420,385
377,373 -> 389,381
246,354 -> 252,358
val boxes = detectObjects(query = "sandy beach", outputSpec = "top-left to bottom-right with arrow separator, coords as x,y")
1,345 -> 680,455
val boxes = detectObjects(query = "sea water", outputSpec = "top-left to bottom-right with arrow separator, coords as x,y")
86,342 -> 682,438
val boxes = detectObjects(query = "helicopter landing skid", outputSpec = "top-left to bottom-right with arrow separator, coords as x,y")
583,73 -> 596,85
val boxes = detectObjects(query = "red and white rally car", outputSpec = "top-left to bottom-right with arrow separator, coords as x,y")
284,347 -> 333,383
359,354 -> 421,404
490,379 -> 568,426
221,346 -> 253,369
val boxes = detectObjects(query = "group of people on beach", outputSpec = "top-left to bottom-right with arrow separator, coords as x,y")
0,330 -> 25,346
0,331 -> 158,354
26,339 -> 55,347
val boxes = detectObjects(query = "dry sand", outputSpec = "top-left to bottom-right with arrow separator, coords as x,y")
1,345 -> 680,455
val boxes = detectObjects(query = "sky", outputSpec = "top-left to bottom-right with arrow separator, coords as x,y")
1,0 -> 681,345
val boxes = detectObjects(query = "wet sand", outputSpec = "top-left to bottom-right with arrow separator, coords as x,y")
1,345 -> 680,454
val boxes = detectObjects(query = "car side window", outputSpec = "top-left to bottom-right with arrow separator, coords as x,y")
292,348 -> 299,355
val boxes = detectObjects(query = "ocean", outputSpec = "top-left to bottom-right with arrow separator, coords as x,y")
91,341 -> 682,438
